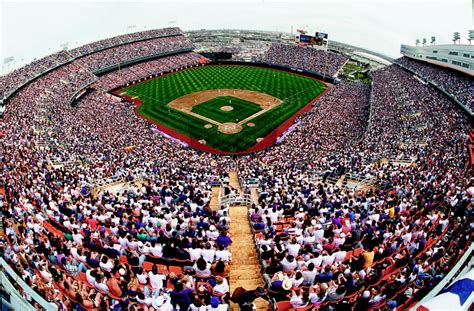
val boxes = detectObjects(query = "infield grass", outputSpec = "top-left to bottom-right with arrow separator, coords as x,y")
192,96 -> 262,123
120,65 -> 326,153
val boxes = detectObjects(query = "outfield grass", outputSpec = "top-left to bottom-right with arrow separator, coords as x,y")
192,96 -> 262,123
121,65 -> 326,152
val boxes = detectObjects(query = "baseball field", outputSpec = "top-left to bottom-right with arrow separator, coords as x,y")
118,65 -> 326,153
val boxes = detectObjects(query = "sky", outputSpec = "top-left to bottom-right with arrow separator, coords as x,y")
1,0 -> 473,74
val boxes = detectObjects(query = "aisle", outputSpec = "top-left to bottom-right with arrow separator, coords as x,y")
228,171 -> 269,310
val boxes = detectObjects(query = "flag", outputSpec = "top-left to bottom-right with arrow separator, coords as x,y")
417,268 -> 474,311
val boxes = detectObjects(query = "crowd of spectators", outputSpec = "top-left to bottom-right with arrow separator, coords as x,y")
76,35 -> 194,73
0,50 -> 72,99
0,29 -> 472,311
69,27 -> 183,58
239,65 -> 472,310
262,44 -> 349,77
1,53 -> 235,310
0,27 -> 190,101
95,53 -> 206,91
396,56 -> 474,113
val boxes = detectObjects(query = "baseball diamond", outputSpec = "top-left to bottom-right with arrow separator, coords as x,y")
118,65 -> 327,153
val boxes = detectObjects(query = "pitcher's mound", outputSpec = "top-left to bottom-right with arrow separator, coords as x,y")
218,122 -> 243,134
220,106 -> 234,111
247,122 -> 255,127
204,124 -> 213,129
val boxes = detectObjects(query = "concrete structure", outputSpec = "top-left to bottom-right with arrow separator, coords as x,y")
400,44 -> 474,76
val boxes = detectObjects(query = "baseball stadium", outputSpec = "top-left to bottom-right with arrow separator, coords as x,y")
0,1 -> 473,311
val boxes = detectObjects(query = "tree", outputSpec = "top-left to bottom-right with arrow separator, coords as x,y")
430,36 -> 436,45
415,39 -> 420,46
422,38 -> 427,45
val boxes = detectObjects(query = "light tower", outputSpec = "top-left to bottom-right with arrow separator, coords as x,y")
453,32 -> 461,44
468,30 -> 474,45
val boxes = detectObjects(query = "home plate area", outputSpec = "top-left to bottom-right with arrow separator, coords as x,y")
218,122 -> 243,134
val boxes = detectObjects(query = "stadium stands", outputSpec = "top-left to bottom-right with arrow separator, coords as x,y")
0,51 -> 73,100
396,56 -> 474,114
242,65 -> 471,310
262,43 -> 349,77
76,35 -> 194,73
68,27 -> 183,58
0,27 -> 472,311
0,27 -> 192,101
95,52 -> 205,91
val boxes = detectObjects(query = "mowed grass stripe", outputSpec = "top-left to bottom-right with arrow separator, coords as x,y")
123,65 -> 326,152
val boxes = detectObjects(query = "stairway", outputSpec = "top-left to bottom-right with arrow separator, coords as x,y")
229,171 -> 242,192
210,186 -> 221,211
250,188 -> 260,206
228,172 -> 269,310
229,205 -> 269,311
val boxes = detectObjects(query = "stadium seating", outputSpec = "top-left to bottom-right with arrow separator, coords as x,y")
396,56 -> 474,113
0,27 -> 472,311
262,43 -> 349,77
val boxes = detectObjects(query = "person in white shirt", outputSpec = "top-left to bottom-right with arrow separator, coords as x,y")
149,265 -> 167,292
212,276 -> 229,295
137,268 -> 149,285
99,256 -> 114,272
39,265 -> 53,283
118,235 -> 129,251
333,248 -> 347,264
200,243 -> 216,263
321,251 -> 335,266
71,247 -> 86,263
206,225 -> 219,240
127,236 -> 139,251
86,269 -> 97,287
307,252 -> 323,268
301,262 -> 317,285
314,225 -> 325,242
194,257 -> 212,277
95,275 -> 109,293
188,244 -> 202,261
150,241 -> 163,257
281,255 -> 298,272
152,294 -> 173,310
215,245 -> 232,262
136,292 -> 154,307
290,271 -> 305,289
287,239 -> 301,258
290,289 -> 310,308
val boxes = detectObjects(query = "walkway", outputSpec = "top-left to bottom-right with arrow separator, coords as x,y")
209,186 -> 221,211
228,171 -> 269,310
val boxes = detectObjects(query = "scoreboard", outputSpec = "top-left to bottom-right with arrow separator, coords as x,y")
296,32 -> 328,48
